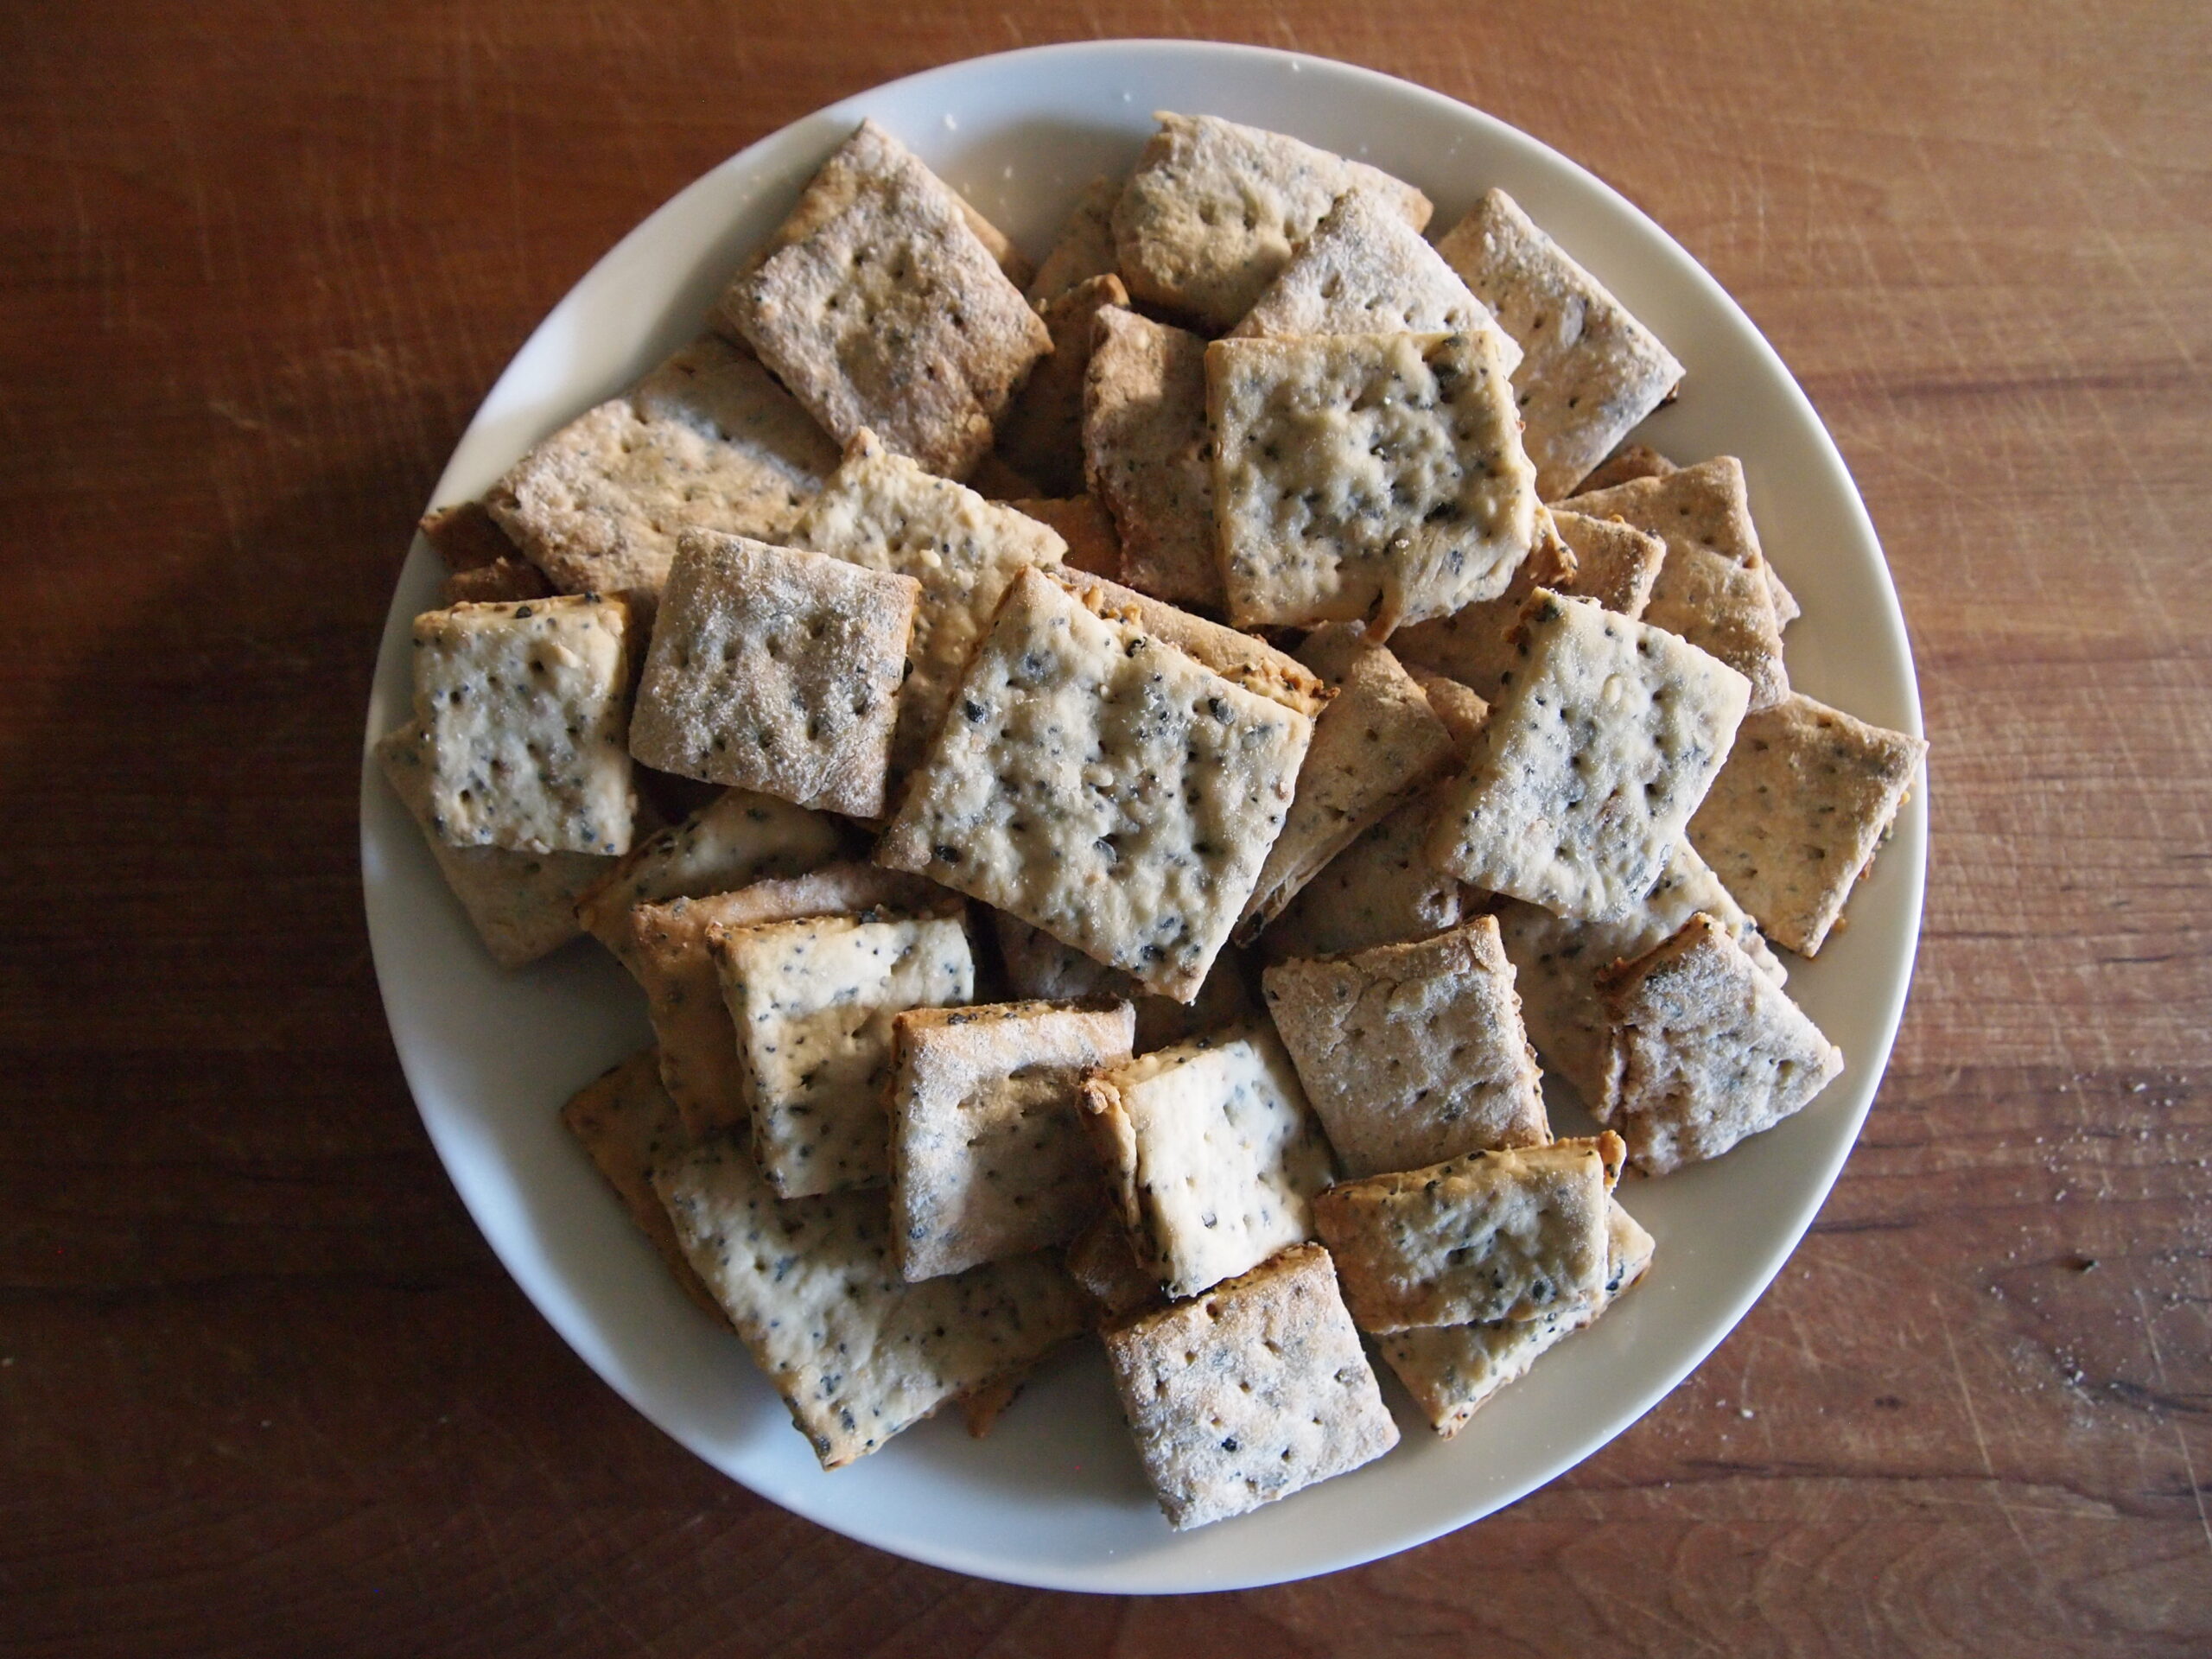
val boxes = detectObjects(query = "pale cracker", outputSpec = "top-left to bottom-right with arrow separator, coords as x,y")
876,568 -> 1313,1001
627,530 -> 918,817
1262,915 -> 1549,1179
1259,781 -> 1469,963
791,429 -> 1065,777
1111,112 -> 1431,332
654,1135 -> 1085,1469
889,1000 -> 1135,1280
1079,1024 -> 1336,1300
718,119 -> 1050,480
1434,188 -> 1683,500
1313,1133 -> 1624,1332
995,273 -> 1129,498
1598,913 -> 1844,1174
418,499 -> 519,572
1102,1242 -> 1398,1530
1082,306 -> 1221,607
560,1047 -> 721,1319
1027,175 -> 1123,307
711,912 -> 975,1198
410,594 -> 635,855
1065,1211 -> 1161,1323
1427,590 -> 1751,923
1007,495 -> 1120,579
1046,566 -> 1330,718
485,334 -> 836,602
1210,329 -> 1538,632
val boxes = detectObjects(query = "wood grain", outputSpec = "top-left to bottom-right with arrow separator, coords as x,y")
3,1 -> 2208,1653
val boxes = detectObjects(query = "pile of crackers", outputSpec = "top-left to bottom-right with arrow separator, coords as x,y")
382,111 -> 1926,1531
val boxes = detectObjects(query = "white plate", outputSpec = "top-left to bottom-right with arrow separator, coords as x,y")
361,40 -> 1926,1594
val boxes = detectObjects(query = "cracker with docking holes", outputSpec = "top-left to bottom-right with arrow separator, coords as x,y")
1046,567 -> 1330,718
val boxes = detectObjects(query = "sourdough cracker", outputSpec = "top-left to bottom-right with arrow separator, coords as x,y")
1046,567 -> 1330,718
1576,442 -> 1677,493
1082,306 -> 1221,607
1259,779 -> 1469,963
560,1047 -> 721,1318
1402,664 -> 1490,757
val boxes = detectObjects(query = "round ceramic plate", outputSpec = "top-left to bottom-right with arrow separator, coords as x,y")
361,40 -> 1926,1594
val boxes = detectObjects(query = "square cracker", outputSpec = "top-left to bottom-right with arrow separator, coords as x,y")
889,999 -> 1135,1281
718,119 -> 1050,480
1027,175 -> 1122,307
1236,626 -> 1459,939
1046,567 -> 1330,718
791,429 -> 1065,778
560,1047 -> 721,1319
1102,1242 -> 1398,1530
1210,329 -> 1539,632
711,912 -> 975,1198
1427,590 -> 1751,923
1229,187 -> 1522,374
654,1135 -> 1085,1469
1688,692 -> 1927,956
1379,1198 -> 1653,1438
486,334 -> 836,602
1433,188 -> 1683,500
1082,306 -> 1221,607
877,568 -> 1313,1001
626,863 -> 957,1138
1080,1025 -> 1336,1300
1598,913 -> 1844,1174
1007,496 -> 1120,579
1262,915 -> 1548,1180
1259,780 -> 1469,963
1567,457 -> 1788,711
628,530 -> 918,817
1111,112 -> 1431,332
375,721 -> 609,967
1313,1134 -> 1624,1332
995,273 -> 1128,499
410,594 -> 635,855
1497,838 -> 1785,1110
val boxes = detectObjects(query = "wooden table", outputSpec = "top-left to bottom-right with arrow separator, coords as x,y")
6,3 -> 2207,1653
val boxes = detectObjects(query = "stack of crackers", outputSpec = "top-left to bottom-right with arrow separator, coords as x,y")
382,111 -> 1926,1531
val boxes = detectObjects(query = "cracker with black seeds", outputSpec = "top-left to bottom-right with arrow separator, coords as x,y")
1259,780 -> 1470,963
486,334 -> 836,602
791,429 -> 1065,777
1007,495 -> 1121,579
1046,567 -> 1331,718
996,274 -> 1128,498
1082,307 -> 1222,607
1210,329 -> 1538,632
1688,692 -> 1927,956
1102,1242 -> 1398,1530
710,911 -> 975,1198
561,1047 -> 721,1319
1262,915 -> 1549,1179
1598,913 -> 1844,1173
410,594 -> 636,855
1379,1197 -> 1653,1438
889,1000 -> 1135,1280
628,530 -> 918,817
1427,591 -> 1750,923
1028,175 -> 1123,307
877,568 -> 1313,1001
1112,112 -> 1431,332
1434,188 -> 1683,501
654,1135 -> 1086,1470
718,120 -> 1050,480
1313,1134 -> 1624,1332
1080,1025 -> 1336,1300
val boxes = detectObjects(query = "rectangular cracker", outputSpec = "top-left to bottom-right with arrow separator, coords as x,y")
1313,1134 -> 1624,1332
627,863 -> 958,1138
410,594 -> 636,855
791,429 -> 1065,778
1082,306 -> 1222,607
486,334 -> 837,601
718,119 -> 1050,480
1258,780 -> 1469,963
1111,112 -> 1432,332
1080,1025 -> 1336,1300
1434,188 -> 1683,500
996,273 -> 1129,498
560,1047 -> 721,1319
1688,692 -> 1928,956
989,912 -> 1258,1056
1046,567 -> 1330,718
1210,329 -> 1538,632
1236,626 -> 1459,939
877,567 -> 1314,1001
654,1135 -> 1085,1468
711,912 -> 975,1197
889,999 -> 1135,1280
1007,495 -> 1120,579
1027,175 -> 1122,307
1379,1197 -> 1654,1438
1262,915 -> 1548,1179
1102,1242 -> 1398,1530
1427,590 -> 1751,923
628,530 -> 918,817
1598,913 -> 1844,1173
374,721 -> 609,966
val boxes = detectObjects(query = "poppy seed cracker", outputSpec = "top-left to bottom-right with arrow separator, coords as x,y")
1082,306 -> 1222,607
1046,567 -> 1331,718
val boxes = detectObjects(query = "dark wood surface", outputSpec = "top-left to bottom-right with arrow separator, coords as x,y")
5,3 -> 2208,1653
